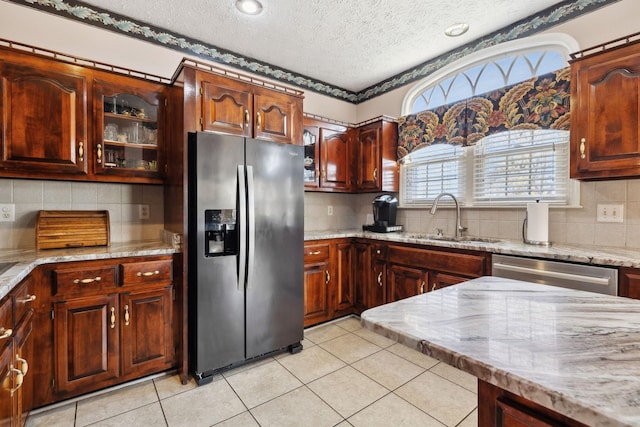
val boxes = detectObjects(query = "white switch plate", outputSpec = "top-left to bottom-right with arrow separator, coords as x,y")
327,205 -> 334,216
139,204 -> 150,220
0,204 -> 15,222
597,204 -> 624,223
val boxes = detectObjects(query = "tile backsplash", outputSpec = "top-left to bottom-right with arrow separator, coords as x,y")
305,179 -> 640,250
0,178 -> 164,249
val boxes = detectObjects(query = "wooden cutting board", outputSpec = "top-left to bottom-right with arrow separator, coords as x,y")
35,210 -> 110,250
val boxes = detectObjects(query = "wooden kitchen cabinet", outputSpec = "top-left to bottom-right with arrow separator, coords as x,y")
303,242 -> 332,326
354,117 -> 398,192
196,68 -> 303,145
303,116 -> 352,191
619,267 -> 640,299
0,53 -> 88,178
370,243 -> 388,309
570,38 -> 640,179
388,264 -> 428,301
352,241 -> 371,314
0,337 -> 13,427
333,242 -> 354,318
93,78 -> 165,183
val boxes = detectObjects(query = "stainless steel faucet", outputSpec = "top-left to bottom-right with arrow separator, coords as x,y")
430,193 -> 467,237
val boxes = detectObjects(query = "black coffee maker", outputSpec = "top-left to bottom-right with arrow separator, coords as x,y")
363,194 -> 402,233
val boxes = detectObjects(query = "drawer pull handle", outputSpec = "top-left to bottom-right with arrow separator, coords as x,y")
16,357 -> 28,376
124,305 -> 130,326
110,307 -> 116,329
8,367 -> 23,395
377,272 -> 383,286
97,143 -> 102,164
307,250 -> 321,256
73,276 -> 101,284
580,138 -> 586,159
257,112 -> 262,129
17,294 -> 37,304
244,109 -> 250,129
78,141 -> 84,162
325,270 -> 330,284
0,328 -> 12,340
373,167 -> 378,181
137,270 -> 160,277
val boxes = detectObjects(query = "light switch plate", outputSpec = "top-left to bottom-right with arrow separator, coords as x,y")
597,204 -> 624,223
0,204 -> 15,222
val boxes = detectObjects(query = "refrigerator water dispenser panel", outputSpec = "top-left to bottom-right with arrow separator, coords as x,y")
204,209 -> 237,256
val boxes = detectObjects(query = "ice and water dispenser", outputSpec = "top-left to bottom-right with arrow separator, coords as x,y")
204,209 -> 237,257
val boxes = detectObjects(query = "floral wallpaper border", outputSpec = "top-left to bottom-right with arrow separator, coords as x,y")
6,0 -> 620,104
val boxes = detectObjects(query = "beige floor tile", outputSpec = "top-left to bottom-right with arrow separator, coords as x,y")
26,402 -> 76,427
304,324 -> 349,344
352,350 -> 425,390
277,345 -> 346,383
395,372 -> 477,427
213,411 -> 259,427
319,333 -> 381,364
334,422 -> 353,427
429,362 -> 478,393
162,379 -> 246,427
87,402 -> 166,427
154,373 -> 198,400
348,393 -> 445,427
251,386 -> 343,427
457,408 -> 478,427
307,366 -> 388,418
75,381 -> 158,426
353,327 -> 396,348
334,316 -> 362,332
222,356 -> 276,378
386,342 -> 439,369
225,360 -> 303,408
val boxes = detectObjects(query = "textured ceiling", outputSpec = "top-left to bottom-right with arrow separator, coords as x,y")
78,0 -> 567,92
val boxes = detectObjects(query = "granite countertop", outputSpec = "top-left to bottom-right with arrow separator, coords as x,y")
0,241 -> 179,300
361,276 -> 640,426
304,229 -> 640,268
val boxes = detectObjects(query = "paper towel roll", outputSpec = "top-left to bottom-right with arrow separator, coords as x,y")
526,202 -> 549,244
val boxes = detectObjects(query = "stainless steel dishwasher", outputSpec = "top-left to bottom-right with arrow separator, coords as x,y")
492,254 -> 618,296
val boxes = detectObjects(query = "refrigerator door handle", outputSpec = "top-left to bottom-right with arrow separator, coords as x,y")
246,165 -> 256,289
237,165 -> 247,290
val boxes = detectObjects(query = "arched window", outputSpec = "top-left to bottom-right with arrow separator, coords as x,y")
399,34 -> 579,208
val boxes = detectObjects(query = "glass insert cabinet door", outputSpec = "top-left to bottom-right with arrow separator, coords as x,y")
95,80 -> 163,180
303,126 -> 319,188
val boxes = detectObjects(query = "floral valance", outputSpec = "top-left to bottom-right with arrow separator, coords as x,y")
397,67 -> 571,159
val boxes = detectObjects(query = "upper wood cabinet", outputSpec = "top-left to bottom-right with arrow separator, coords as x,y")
355,118 -> 398,192
0,58 -> 89,178
195,69 -> 303,145
303,115 -> 398,193
570,39 -> 640,179
0,44 -> 170,184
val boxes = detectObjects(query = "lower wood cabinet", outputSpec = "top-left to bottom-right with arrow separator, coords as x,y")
31,255 -> 176,408
303,243 -> 331,327
388,264 -> 428,301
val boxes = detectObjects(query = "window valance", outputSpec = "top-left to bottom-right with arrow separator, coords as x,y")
397,67 -> 571,159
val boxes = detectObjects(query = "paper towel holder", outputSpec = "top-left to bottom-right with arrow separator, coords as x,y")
522,211 -> 551,246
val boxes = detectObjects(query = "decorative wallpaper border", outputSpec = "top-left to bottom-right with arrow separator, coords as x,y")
7,0 -> 621,104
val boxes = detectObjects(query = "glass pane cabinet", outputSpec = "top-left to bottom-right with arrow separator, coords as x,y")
303,127 -> 319,188
95,80 -> 164,181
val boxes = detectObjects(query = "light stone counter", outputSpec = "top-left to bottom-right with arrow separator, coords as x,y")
361,276 -> 640,426
304,229 -> 640,268
0,241 -> 178,300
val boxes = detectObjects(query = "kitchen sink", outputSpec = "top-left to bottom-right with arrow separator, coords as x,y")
0,262 -> 16,276
407,234 -> 501,243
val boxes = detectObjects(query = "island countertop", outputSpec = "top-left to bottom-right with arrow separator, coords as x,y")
361,276 -> 640,426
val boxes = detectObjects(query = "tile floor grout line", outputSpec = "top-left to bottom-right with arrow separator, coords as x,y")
151,378 -> 171,427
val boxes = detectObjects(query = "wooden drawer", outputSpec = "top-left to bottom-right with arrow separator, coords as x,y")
388,245 -> 487,278
304,243 -> 330,262
120,259 -> 172,285
0,296 -> 12,341
371,243 -> 387,260
52,265 -> 118,296
12,275 -> 36,325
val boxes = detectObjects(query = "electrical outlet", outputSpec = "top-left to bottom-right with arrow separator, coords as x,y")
327,205 -> 334,216
597,204 -> 624,223
139,204 -> 150,220
0,204 -> 15,222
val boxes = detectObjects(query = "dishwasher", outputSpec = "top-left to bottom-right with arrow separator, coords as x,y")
492,254 -> 618,296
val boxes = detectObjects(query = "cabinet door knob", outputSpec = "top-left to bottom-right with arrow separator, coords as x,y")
110,307 -> 116,329
580,138 -> 586,159
124,304 -> 130,326
7,367 -> 23,395
16,294 -> 36,304
376,249 -> 381,255
78,142 -> 84,162
97,143 -> 103,164
0,328 -> 12,340
16,357 -> 28,376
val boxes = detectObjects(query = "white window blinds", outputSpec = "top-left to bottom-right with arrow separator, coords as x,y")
472,130 -> 569,205
401,144 -> 465,205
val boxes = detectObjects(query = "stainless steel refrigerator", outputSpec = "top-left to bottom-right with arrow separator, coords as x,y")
187,131 -> 304,385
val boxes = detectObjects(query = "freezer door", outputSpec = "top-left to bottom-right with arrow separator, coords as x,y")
189,132 -> 246,375
245,138 -> 304,358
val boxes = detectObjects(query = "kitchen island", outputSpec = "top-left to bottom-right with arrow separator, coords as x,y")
361,276 -> 640,426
